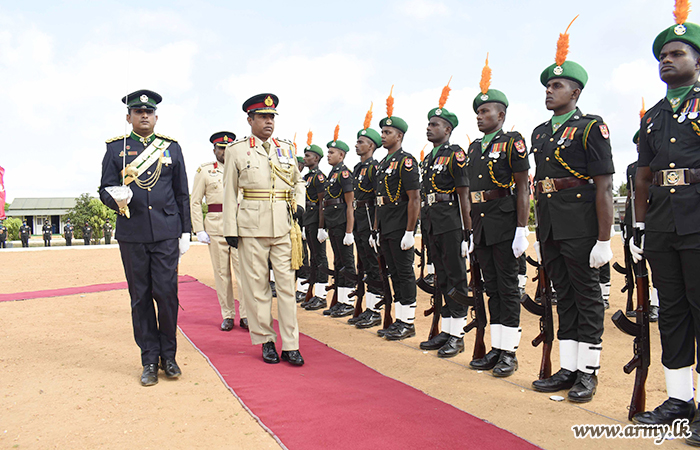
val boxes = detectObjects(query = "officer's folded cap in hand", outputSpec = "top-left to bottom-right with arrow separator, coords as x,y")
122,89 -> 162,110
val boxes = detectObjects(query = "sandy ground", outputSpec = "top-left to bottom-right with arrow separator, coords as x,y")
0,237 -> 690,449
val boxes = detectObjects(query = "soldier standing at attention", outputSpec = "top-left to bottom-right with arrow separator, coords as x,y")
191,131 -> 248,331
64,219 -> 74,246
100,89 -> 191,386
223,93 -> 305,366
371,87 -> 421,341
417,79 -> 472,358
529,19 -> 614,403
295,155 -> 311,302
103,218 -> 113,245
318,126 -> 357,318
301,133 -> 330,311
19,221 -> 30,247
0,221 -> 7,248
350,104 -> 384,329
42,219 -> 52,247
630,2 -> 700,438
83,221 -> 92,246
464,57 -> 530,375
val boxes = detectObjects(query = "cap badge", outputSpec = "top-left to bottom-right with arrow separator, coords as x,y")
675,24 -> 687,36
386,118 -> 393,125
140,94 -> 149,103
553,66 -> 564,75
224,135 -> 229,142
332,141 -> 337,146
361,130 -> 367,135
264,95 -> 274,106
480,94 -> 489,101
435,108 -> 442,115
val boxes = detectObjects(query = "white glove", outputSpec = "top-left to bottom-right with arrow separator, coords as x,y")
620,226 -> 627,245
196,230 -> 210,244
400,230 -> 415,251
629,223 -> 646,264
179,233 -> 191,256
512,227 -> 529,258
343,232 -> 354,246
589,239 -> 613,269
533,241 -> 542,263
317,228 -> 328,243
460,234 -> 474,258
369,233 -> 379,252
302,227 -> 306,240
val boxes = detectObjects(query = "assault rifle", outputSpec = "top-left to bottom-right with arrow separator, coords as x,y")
321,265 -> 340,309
613,175 -> 637,317
447,248 -> 485,360
349,257 -> 365,319
611,177 -> 650,421
415,237 -> 441,340
372,230 -> 394,329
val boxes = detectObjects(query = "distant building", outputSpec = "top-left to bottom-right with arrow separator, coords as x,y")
5,198 -> 77,234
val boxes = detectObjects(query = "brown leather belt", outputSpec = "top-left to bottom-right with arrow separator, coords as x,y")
470,188 -> 511,204
354,198 -> 376,208
207,203 -> 222,213
377,194 -> 409,207
537,176 -> 592,194
652,168 -> 700,186
421,192 -> 455,207
322,198 -> 344,207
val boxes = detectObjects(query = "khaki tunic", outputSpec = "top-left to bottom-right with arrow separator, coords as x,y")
223,136 -> 304,350
191,161 -> 246,320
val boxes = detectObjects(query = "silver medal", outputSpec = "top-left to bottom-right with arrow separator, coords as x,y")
690,112 -> 698,120
678,114 -> 687,124
557,138 -> 565,145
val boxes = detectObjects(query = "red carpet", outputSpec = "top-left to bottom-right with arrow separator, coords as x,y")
176,279 -> 540,450
0,275 -> 197,302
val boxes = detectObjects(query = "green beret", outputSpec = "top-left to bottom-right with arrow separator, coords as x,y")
296,156 -> 304,163
304,144 -> 324,158
653,22 -> 700,60
540,60 -> 588,89
472,89 -> 509,113
327,139 -> 350,152
379,116 -> 408,133
357,128 -> 382,148
428,107 -> 459,128
633,130 -> 640,144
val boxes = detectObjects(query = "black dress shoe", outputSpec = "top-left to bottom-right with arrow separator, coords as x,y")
493,351 -> 518,377
567,371 -> 597,403
331,304 -> 355,318
281,350 -> 305,366
686,411 -> 700,447
296,291 -> 307,303
650,305 -> 659,323
348,309 -> 370,325
160,359 -> 182,378
633,398 -> 696,425
437,336 -> 464,358
356,311 -> 382,329
262,341 -> 280,364
384,321 -> 416,341
220,318 -> 234,331
270,281 -> 277,297
304,296 -> 327,311
469,348 -> 502,370
239,318 -> 249,330
323,302 -> 342,316
420,331 -> 450,350
532,368 -> 577,392
140,364 -> 158,386
377,321 -> 399,337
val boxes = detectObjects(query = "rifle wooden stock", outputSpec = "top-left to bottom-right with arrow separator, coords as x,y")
374,232 -> 394,329
522,253 -> 554,380
304,262 -> 318,303
416,239 -> 436,295
461,254 -> 486,360
350,258 -> 365,318
427,274 -> 442,340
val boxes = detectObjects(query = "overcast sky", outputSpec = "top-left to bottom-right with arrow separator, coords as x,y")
0,0 -> 681,202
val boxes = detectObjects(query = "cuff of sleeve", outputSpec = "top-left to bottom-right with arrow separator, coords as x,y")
586,160 -> 615,178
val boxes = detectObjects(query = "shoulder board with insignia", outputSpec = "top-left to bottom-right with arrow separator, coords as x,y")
199,161 -> 215,168
155,133 -> 177,142
276,137 -> 293,145
105,135 -> 126,144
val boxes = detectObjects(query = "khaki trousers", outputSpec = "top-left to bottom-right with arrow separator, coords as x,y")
208,235 -> 247,320
239,235 -> 299,350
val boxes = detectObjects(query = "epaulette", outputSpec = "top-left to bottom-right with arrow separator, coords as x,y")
229,136 -> 248,146
105,135 -> 126,144
276,137 -> 294,145
199,161 -> 215,168
575,113 -> 603,123
155,133 -> 177,142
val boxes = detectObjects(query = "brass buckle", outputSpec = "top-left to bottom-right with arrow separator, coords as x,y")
377,197 -> 385,207
470,191 -> 484,203
352,199 -> 357,209
662,169 -> 687,186
427,193 -> 436,205
539,178 -> 557,194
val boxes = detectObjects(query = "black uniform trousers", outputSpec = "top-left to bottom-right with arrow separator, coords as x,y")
44,235 -> 51,247
105,235 -> 112,245
296,240 -> 310,280
542,235 -> 604,344
353,227 -> 382,295
429,228 -> 468,319
66,236 -> 72,246
646,231 -> 700,370
21,237 -> 28,247
475,238 -> 521,327
84,237 -> 90,246
119,239 -> 180,366
379,229 -> 416,306
305,223 -> 329,284
328,224 -> 356,288
0,239 -> 6,248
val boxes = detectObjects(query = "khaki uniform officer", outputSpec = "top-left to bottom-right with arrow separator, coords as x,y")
191,131 -> 248,332
223,93 -> 306,366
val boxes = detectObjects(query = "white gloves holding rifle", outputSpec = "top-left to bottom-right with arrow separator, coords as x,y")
629,222 -> 645,264
461,230 -> 474,258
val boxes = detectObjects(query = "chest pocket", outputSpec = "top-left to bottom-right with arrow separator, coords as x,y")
240,160 -> 260,184
558,135 -> 587,169
490,151 -> 512,180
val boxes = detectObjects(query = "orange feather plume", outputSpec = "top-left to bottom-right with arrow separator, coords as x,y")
640,98 -> 646,120
363,102 -> 373,130
480,54 -> 491,95
307,130 -> 313,146
438,76 -> 452,109
334,124 -> 340,142
675,0 -> 691,24
555,15 -> 579,66
293,132 -> 297,153
420,144 -> 427,161
386,85 -> 394,118
466,134 -> 472,145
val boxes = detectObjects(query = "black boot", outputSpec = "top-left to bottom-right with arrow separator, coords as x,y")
492,351 -> 518,377
384,320 -> 415,341
567,371 -> 597,403
348,309 -> 370,325
356,311 -> 382,329
469,348 -> 502,370
633,398 -> 696,425
437,336 -> 464,358
686,410 -> 700,447
532,368 -> 577,392
419,332 -> 450,350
